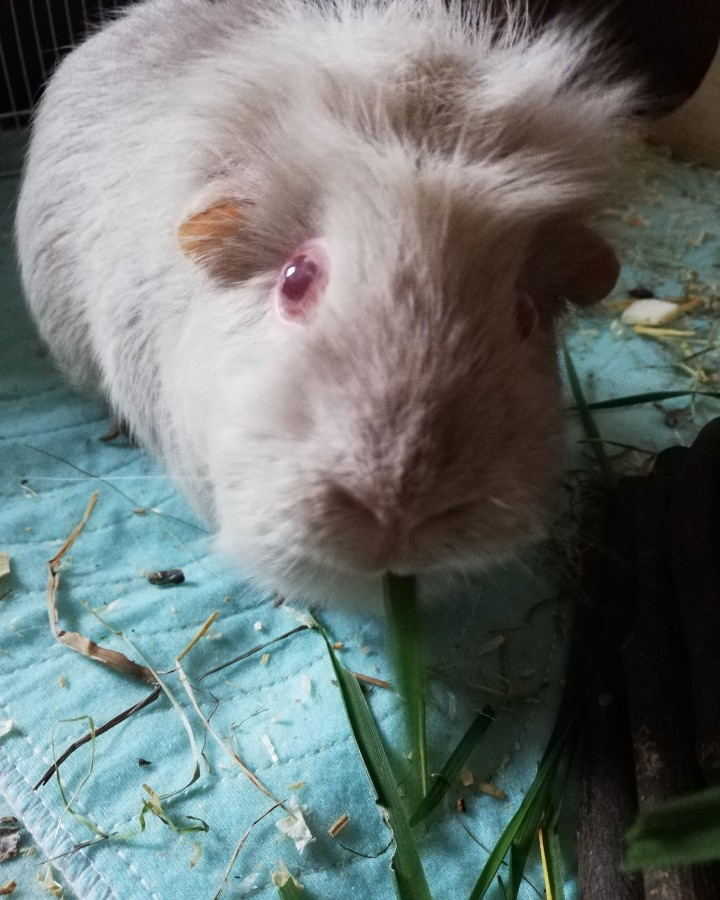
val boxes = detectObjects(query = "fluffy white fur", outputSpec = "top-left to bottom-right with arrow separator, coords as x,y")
16,0 -> 638,609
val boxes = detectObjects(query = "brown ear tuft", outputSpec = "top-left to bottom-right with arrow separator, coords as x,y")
178,201 -> 246,279
525,222 -> 620,309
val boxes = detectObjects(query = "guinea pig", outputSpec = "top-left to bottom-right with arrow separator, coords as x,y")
16,0 -> 638,609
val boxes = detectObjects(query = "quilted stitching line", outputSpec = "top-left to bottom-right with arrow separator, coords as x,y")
0,766 -> 159,900
0,732 -> 121,898
2,641 -> 379,778
245,705 -> 403,778
232,843 -> 395,899
105,848 -> 161,900
0,622 -> 322,715
1,415 -> 111,442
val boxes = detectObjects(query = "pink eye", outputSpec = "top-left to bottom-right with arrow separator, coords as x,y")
277,244 -> 328,322
515,291 -> 538,341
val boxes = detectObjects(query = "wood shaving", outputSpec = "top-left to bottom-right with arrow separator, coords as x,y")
0,721 -> 13,740
0,881 -> 17,896
260,653 -> 270,667
261,733 -> 279,764
271,861 -> 304,891
46,492 -> 155,684
36,864 -> 62,898
189,841 -> 202,869
328,814 -> 349,838
688,229 -> 715,246
351,671 -> 390,689
0,554 -> 9,579
459,769 -> 474,787
275,797 -> 314,852
662,296 -> 703,322
300,674 -> 312,697
177,611 -> 219,661
478,781 -> 507,801
634,325 -> 695,340
238,873 -> 259,892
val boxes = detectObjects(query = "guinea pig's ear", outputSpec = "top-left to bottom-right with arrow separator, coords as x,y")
178,199 -> 248,284
524,222 -> 620,309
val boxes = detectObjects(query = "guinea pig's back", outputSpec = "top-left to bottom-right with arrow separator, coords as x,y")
15,0 -> 266,396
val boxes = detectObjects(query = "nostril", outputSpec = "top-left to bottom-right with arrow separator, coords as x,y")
326,483 -> 392,528
326,485 -> 475,534
318,482 -> 405,573
423,499 -> 476,528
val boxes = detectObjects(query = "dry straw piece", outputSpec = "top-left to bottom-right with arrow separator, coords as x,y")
328,813 -> 349,838
45,492 -> 155,683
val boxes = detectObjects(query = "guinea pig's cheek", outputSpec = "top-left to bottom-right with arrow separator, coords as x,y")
275,243 -> 329,324
515,291 -> 538,342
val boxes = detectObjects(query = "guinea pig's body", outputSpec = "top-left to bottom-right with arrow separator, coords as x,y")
16,0 -> 636,608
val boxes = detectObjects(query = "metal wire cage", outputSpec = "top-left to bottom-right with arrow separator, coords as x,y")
1,0 -> 136,130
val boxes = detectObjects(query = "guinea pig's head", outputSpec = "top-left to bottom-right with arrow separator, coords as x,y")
174,27 -> 630,609
176,147 -> 618,609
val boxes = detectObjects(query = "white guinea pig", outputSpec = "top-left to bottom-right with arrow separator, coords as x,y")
16,0 -> 637,609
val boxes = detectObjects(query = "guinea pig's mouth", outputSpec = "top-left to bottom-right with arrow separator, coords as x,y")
302,488 -> 548,580
305,531 -> 509,580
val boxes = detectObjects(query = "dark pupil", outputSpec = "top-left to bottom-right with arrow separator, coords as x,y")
282,255 -> 317,302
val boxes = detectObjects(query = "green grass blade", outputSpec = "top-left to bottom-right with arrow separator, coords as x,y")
581,390 -> 720,410
383,574 -> 428,803
409,707 -> 495,826
625,784 -> 720,870
468,748 -> 562,899
51,716 -> 107,837
272,862 -> 305,899
276,881 -> 304,900
315,617 -> 431,900
80,601 -> 202,800
506,759 -> 558,899
562,347 -> 616,489
539,819 -> 565,900
467,711 -> 580,900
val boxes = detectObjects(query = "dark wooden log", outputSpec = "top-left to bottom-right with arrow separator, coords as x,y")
578,481 -> 644,900
668,419 -> 720,786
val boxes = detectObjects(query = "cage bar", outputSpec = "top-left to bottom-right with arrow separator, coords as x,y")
1,0 -> 135,129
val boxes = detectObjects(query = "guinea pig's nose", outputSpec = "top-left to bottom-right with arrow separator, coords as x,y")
320,481 -> 463,574
319,481 -> 409,571
327,482 -> 398,530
